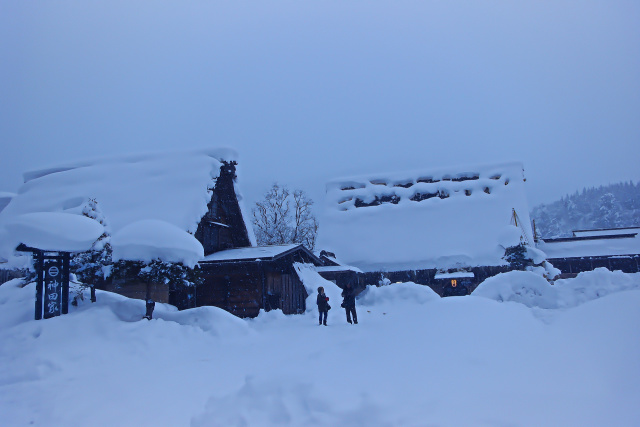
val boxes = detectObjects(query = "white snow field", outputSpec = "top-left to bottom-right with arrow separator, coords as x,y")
1,269 -> 639,427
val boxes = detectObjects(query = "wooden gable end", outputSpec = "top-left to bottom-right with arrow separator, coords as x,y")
195,161 -> 252,255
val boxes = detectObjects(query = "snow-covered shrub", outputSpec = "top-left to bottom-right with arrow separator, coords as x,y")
472,271 -> 558,308
527,262 -> 561,283
473,268 -> 640,309
378,276 -> 391,287
111,259 -> 203,289
503,243 -> 533,271
70,198 -> 113,300
554,268 -> 640,308
358,282 -> 440,306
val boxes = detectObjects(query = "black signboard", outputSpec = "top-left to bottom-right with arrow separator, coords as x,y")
31,250 -> 70,320
43,259 -> 63,318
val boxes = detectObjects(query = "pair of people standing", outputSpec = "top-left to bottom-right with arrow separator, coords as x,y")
316,283 -> 358,326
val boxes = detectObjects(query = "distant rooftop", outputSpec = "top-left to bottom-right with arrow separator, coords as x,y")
201,244 -> 320,264
539,226 -> 640,259
572,227 -> 640,238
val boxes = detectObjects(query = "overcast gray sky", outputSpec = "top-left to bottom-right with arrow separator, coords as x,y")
1,1 -> 639,212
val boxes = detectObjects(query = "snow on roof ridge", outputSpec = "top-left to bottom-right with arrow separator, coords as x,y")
201,244 -> 302,262
325,161 -> 525,190
23,147 -> 239,183
572,226 -> 640,233
317,160 -> 533,271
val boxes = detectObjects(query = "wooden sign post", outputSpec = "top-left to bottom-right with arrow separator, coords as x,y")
18,245 -> 70,320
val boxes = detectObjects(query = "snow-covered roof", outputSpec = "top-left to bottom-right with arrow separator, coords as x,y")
317,162 -> 534,271
111,219 -> 204,267
538,234 -> 640,259
314,265 -> 363,274
200,244 -> 303,263
5,212 -> 104,253
0,148 -> 253,257
572,227 -> 640,238
434,271 -> 475,279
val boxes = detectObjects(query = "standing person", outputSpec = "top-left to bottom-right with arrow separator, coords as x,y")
341,282 -> 358,324
316,286 -> 330,326
144,298 -> 155,320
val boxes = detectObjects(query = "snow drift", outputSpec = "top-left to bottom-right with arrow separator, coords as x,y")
357,281 -> 440,306
472,267 -> 640,309
1,270 -> 639,426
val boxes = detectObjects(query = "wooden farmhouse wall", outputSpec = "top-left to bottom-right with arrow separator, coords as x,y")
359,265 -> 512,297
106,279 -> 170,304
548,255 -> 640,277
197,249 -> 318,318
316,270 -> 364,291
264,268 -> 307,315
197,262 -> 263,318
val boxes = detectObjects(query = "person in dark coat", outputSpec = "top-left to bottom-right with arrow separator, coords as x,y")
316,286 -> 330,326
144,298 -> 155,320
341,283 -> 358,324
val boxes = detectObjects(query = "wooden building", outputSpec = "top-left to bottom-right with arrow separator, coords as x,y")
537,227 -> 640,277
313,250 -> 365,292
198,244 -> 323,318
0,149 -> 327,317
316,162 -> 534,296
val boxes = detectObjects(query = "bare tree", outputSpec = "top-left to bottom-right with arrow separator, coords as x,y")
290,189 -> 318,249
252,183 -> 319,250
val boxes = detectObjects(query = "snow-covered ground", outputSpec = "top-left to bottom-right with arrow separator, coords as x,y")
1,269 -> 639,426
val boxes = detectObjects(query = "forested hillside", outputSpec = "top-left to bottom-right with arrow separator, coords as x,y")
531,181 -> 640,238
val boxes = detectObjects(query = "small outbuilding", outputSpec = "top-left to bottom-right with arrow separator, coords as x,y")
198,244 -> 323,317
537,227 -> 640,277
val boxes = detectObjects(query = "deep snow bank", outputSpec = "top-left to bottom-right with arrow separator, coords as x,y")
2,271 -> 639,427
472,268 -> 640,309
554,268 -> 640,308
192,284 -> 640,427
471,270 -> 558,308
0,279 -> 250,337
357,281 -> 440,306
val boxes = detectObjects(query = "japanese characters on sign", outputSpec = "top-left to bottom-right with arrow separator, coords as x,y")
43,259 -> 63,318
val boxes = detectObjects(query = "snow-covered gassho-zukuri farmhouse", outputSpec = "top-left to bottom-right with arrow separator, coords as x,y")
316,162 -> 536,296
0,149 -> 322,318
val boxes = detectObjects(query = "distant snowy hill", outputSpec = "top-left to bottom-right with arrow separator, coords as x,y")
531,181 -> 640,238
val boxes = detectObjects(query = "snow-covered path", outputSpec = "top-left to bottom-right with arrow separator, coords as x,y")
1,274 -> 639,426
